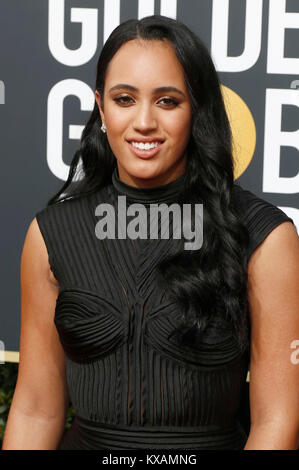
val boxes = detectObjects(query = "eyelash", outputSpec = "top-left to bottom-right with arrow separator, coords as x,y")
113,96 -> 179,107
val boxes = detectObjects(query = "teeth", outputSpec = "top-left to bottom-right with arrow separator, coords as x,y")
131,141 -> 160,150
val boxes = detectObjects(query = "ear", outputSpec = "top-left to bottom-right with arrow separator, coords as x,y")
95,90 -> 105,125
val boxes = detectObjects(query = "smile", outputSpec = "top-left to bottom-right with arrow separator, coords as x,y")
127,141 -> 164,159
131,141 -> 160,150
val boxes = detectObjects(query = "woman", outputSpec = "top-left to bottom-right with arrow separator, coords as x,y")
2,15 -> 299,450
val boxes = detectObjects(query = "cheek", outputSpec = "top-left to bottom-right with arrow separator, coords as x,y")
164,112 -> 191,142
105,109 -> 130,137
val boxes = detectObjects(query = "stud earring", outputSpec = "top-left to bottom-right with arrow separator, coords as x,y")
101,123 -> 107,133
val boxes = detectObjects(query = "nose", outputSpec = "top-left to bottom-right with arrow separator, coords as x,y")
132,102 -> 158,132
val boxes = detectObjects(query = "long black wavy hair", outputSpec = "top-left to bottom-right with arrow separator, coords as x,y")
47,15 -> 250,352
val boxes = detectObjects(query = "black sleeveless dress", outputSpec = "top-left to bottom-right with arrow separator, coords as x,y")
35,167 -> 294,450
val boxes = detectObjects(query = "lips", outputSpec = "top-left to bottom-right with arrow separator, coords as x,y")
127,140 -> 164,159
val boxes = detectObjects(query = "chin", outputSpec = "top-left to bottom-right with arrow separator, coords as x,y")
127,162 -> 163,180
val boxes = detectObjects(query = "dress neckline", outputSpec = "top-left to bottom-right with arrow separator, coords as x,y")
111,166 -> 186,204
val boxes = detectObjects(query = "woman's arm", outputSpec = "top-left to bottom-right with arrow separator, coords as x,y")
244,221 -> 299,450
2,217 -> 70,450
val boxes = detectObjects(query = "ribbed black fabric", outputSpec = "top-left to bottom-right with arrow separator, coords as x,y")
35,168 -> 294,450
232,184 -> 294,260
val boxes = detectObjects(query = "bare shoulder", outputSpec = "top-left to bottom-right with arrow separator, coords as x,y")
248,220 -> 299,278
248,221 -> 299,311
23,217 -> 59,287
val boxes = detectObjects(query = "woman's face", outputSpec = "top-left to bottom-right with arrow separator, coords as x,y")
95,39 -> 192,187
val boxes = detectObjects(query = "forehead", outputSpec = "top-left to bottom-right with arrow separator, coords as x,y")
105,39 -> 187,90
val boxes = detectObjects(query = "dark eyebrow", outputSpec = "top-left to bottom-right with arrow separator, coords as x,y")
108,83 -> 186,98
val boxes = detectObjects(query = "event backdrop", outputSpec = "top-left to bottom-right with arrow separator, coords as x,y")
0,0 -> 298,362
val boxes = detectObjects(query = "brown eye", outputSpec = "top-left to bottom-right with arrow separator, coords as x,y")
159,98 -> 179,107
113,96 -> 179,107
113,96 -> 133,105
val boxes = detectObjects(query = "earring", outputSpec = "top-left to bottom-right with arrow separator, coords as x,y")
101,122 -> 107,133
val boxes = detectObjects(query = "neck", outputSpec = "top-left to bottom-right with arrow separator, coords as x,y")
111,166 -> 186,205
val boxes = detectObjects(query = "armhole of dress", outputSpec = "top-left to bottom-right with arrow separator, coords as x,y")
238,188 -> 295,261
35,209 -> 59,283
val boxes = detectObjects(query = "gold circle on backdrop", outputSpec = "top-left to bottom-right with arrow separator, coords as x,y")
221,85 -> 256,180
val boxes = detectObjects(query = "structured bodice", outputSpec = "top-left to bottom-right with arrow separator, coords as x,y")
35,167 -> 294,449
